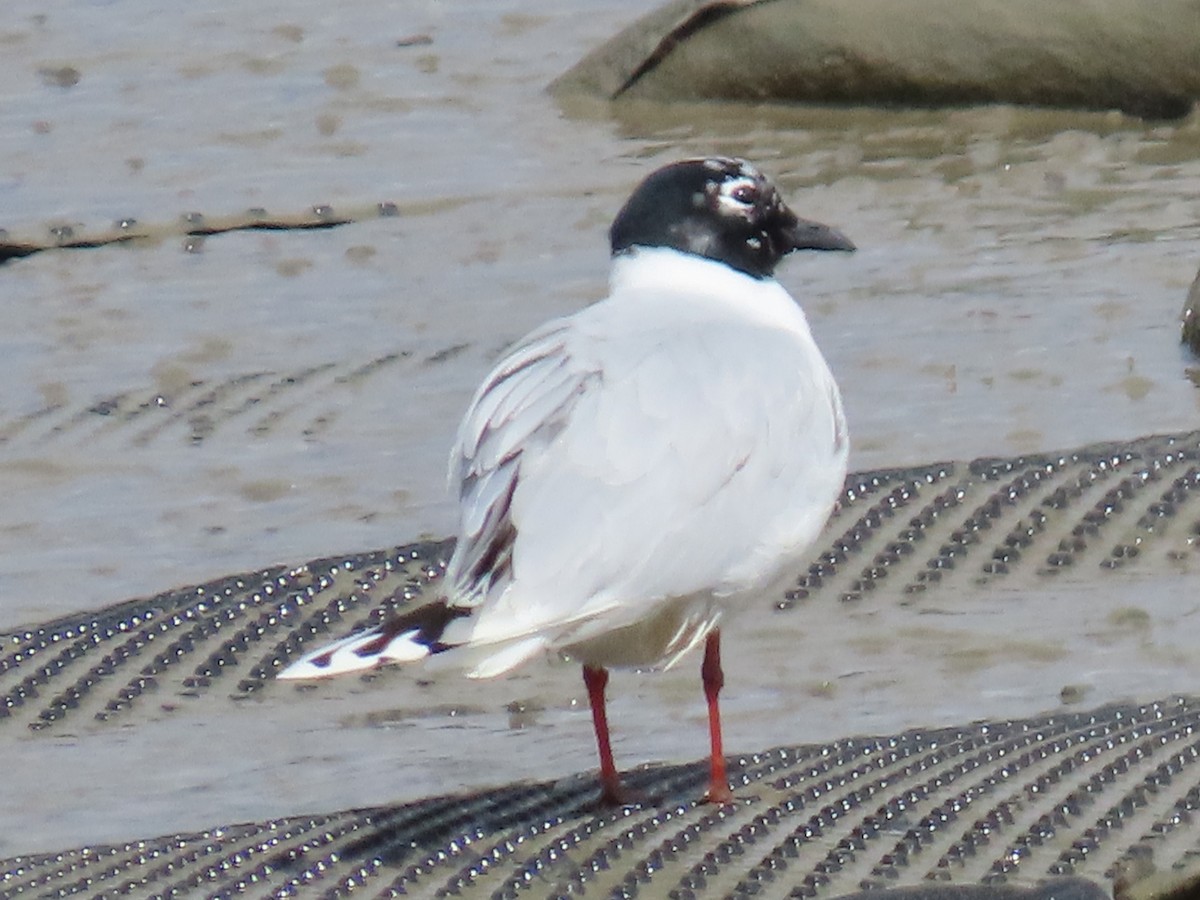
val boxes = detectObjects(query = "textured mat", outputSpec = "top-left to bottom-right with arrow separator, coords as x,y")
2,429 -> 1200,898
0,203 -> 400,265
3,428 -> 1199,734
3,697 -> 1200,898
0,348 -> 459,452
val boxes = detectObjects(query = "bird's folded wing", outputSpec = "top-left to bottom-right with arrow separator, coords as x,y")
447,319 -> 601,610
442,306 -> 841,649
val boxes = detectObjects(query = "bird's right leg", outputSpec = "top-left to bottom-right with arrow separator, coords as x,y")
583,664 -> 627,806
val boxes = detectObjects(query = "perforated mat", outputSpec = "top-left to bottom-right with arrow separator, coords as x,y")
3,429 -> 1200,898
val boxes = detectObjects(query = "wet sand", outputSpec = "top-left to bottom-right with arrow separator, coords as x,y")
1,0 -> 1199,856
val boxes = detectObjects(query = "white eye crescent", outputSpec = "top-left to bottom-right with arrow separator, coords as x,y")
717,176 -> 759,212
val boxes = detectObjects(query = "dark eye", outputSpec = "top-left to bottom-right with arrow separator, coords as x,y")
730,184 -> 757,204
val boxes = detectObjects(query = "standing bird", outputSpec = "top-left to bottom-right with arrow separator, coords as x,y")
280,157 -> 853,805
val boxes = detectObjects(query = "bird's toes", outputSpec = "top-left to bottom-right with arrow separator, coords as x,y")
699,782 -> 735,805
595,782 -> 655,809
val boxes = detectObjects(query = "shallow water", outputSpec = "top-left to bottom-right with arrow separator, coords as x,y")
1,0 -> 1199,856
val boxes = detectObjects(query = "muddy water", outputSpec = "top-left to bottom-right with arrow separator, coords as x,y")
1,0 -> 1199,856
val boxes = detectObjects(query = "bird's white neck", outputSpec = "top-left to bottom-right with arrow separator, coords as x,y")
607,246 -> 812,336
609,247 -> 775,299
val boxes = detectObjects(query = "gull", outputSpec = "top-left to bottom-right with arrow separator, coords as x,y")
280,157 -> 853,805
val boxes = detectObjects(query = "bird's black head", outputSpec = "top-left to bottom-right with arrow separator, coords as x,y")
609,157 -> 854,279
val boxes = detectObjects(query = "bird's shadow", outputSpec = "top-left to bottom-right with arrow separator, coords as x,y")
323,758 -> 735,870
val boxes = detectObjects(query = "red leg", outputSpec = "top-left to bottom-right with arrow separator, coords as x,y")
583,664 -> 626,806
701,629 -> 733,803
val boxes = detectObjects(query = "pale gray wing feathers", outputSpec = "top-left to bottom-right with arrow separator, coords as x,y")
447,321 -> 599,607
442,282 -> 846,669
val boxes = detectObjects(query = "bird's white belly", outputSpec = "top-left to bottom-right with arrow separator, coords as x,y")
558,592 -> 724,670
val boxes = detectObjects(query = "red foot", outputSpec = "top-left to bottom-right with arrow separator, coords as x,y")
585,666 -> 650,809
597,781 -> 647,808
700,781 -> 735,805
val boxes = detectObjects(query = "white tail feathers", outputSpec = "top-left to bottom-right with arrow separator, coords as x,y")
463,635 -> 547,679
278,623 -> 551,682
277,626 -> 431,680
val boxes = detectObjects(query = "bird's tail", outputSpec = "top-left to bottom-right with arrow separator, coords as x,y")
277,599 -> 469,680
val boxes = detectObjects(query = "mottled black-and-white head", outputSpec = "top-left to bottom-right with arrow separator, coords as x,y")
609,157 -> 854,279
